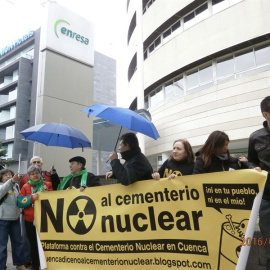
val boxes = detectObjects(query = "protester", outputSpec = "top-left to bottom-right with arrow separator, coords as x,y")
19,155 -> 59,268
248,96 -> 270,269
57,156 -> 100,191
106,133 -> 153,185
18,166 -> 52,270
152,139 -> 195,180
193,130 -> 249,174
19,156 -> 59,190
0,169 -> 26,270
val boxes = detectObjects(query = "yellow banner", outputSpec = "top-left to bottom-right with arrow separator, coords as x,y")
35,169 -> 267,270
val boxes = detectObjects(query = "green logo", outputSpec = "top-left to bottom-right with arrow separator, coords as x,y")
54,19 -> 89,45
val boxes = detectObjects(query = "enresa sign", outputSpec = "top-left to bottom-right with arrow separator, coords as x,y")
54,19 -> 89,45
40,3 -> 94,66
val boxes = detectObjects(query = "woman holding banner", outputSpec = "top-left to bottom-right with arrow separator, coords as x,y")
152,139 -> 195,180
193,130 -> 249,174
18,166 -> 52,270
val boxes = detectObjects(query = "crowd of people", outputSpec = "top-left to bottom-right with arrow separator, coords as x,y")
0,96 -> 269,270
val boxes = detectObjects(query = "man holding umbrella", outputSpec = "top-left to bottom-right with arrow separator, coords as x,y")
106,133 -> 153,185
57,156 -> 100,191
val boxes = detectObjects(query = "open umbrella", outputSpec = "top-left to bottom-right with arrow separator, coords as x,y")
82,104 -> 159,150
20,123 -> 91,150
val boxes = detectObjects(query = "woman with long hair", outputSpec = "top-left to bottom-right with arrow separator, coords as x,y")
152,139 -> 195,180
193,131 -> 248,174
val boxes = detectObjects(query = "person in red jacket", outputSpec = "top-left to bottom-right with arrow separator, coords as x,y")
18,166 -> 52,270
19,156 -> 59,190
19,156 -> 58,268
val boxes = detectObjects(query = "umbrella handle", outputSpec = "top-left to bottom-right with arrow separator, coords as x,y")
114,126 -> 122,151
106,126 -> 123,163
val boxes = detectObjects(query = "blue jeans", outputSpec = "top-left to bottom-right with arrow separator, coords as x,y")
0,218 -> 25,270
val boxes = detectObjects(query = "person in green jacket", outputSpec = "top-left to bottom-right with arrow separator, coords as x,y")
57,156 -> 100,191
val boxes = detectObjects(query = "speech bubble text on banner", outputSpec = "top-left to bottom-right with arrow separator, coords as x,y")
203,183 -> 259,213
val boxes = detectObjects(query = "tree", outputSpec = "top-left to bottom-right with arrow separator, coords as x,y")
0,142 -> 15,168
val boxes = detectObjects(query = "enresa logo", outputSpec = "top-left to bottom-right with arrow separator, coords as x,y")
54,19 -> 89,45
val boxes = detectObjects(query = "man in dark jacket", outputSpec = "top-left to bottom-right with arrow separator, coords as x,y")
106,133 -> 153,185
248,96 -> 270,269
57,156 -> 100,190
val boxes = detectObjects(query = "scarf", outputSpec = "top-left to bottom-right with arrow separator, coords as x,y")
27,178 -> 44,193
215,153 -> 229,161
57,169 -> 88,190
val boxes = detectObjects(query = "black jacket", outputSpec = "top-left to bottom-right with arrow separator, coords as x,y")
248,121 -> 270,200
158,159 -> 194,177
193,155 -> 248,174
110,147 -> 153,186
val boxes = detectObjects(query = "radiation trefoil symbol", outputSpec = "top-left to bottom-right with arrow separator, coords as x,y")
66,196 -> 96,235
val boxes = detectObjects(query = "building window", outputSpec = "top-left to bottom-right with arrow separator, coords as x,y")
163,28 -> 172,43
13,70 -> 19,81
127,12 -> 136,44
7,143 -> 13,159
212,0 -> 229,14
255,43 -> 270,66
143,0 -> 155,13
8,88 -> 17,101
187,70 -> 199,90
10,106 -> 16,119
0,110 -> 9,122
164,80 -> 174,100
0,95 -> 8,105
6,125 -> 15,140
162,20 -> 181,44
195,3 -> 209,22
199,65 -> 213,84
235,49 -> 255,72
184,12 -> 195,30
171,20 -> 181,33
164,76 -> 184,100
217,56 -> 234,78
150,87 -> 163,107
149,43 -> 155,54
154,36 -> 161,48
149,36 -> 161,55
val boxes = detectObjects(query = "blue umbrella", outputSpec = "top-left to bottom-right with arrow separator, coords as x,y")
82,104 -> 159,150
20,123 -> 91,150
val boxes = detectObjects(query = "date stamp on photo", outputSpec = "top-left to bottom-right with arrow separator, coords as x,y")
241,237 -> 270,246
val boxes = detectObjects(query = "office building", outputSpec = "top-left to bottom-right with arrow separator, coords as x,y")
0,3 -> 116,175
127,0 -> 270,170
